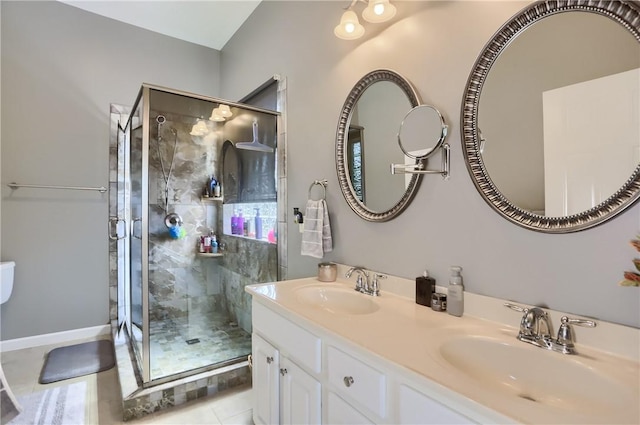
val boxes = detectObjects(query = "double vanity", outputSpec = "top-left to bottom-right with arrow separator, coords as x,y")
246,1 -> 640,423
246,265 -> 639,424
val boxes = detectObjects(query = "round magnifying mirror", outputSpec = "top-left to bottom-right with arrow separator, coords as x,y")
398,105 -> 447,161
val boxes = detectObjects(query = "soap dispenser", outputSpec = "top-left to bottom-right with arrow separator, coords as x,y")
415,270 -> 435,307
447,266 -> 464,317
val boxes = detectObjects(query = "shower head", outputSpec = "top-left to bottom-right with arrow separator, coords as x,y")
235,120 -> 274,153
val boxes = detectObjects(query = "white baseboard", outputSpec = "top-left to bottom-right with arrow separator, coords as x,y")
0,324 -> 111,352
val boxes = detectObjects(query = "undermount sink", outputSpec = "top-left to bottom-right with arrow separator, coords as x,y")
295,285 -> 380,315
438,335 -> 636,414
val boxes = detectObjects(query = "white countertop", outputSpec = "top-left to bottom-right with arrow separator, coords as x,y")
246,273 -> 640,425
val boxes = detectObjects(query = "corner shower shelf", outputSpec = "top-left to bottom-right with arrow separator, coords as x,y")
196,252 -> 223,258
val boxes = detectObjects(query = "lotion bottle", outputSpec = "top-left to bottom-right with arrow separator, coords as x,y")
447,266 -> 464,317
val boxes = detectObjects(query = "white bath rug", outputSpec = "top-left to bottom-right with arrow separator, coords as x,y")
8,381 -> 86,425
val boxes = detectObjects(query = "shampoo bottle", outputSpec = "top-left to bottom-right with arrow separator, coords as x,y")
254,208 -> 263,240
238,210 -> 244,235
447,266 -> 464,317
231,210 -> 238,235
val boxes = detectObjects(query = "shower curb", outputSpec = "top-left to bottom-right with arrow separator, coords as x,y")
111,321 -> 251,421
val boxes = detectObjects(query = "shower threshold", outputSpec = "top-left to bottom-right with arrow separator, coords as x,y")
112,321 -> 251,421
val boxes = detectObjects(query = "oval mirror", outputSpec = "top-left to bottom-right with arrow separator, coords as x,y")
462,1 -> 640,233
336,69 -> 421,222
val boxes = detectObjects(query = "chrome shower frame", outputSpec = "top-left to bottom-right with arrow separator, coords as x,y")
121,83 -> 283,388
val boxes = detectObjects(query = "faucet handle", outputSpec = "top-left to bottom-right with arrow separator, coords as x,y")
371,273 -> 386,296
561,316 -> 597,328
504,302 -> 528,313
556,316 -> 596,353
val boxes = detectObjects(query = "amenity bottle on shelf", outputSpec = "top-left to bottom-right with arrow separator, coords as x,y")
211,233 -> 218,253
238,210 -> 244,236
255,208 -> 263,240
231,210 -> 238,234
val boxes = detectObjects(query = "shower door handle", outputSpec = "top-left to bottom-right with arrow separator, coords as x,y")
131,217 -> 142,240
108,217 -> 127,240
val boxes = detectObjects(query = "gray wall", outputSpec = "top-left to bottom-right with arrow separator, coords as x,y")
220,1 -> 640,327
1,1 -> 221,340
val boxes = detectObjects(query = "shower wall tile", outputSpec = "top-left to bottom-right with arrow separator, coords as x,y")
219,236 -> 276,334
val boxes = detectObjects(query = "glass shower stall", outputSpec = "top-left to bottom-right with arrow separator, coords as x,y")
118,84 -> 279,386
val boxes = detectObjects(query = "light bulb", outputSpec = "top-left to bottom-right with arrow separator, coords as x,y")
374,3 -> 384,15
345,22 -> 355,33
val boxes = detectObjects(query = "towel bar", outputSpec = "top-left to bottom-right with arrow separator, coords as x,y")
7,182 -> 108,193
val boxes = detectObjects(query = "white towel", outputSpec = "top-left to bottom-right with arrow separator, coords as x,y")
301,199 -> 333,258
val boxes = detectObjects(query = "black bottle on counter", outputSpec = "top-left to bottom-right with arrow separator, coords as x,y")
416,270 -> 436,307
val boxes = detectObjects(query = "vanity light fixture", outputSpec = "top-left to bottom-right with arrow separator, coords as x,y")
209,108 -> 225,122
334,10 -> 365,40
334,0 -> 396,40
210,104 -> 232,122
190,119 -> 209,136
190,119 -> 210,145
218,104 -> 232,118
362,0 -> 396,23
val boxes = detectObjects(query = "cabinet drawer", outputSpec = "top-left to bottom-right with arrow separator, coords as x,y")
398,383 -> 473,424
253,301 -> 321,374
327,345 -> 386,418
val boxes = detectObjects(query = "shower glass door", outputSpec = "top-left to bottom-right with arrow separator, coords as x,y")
128,90 -> 145,377
122,84 -> 279,386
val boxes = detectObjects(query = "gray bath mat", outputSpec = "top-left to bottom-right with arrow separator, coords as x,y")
39,340 -> 115,384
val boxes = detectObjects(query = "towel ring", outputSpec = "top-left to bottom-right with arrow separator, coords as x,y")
308,180 -> 327,200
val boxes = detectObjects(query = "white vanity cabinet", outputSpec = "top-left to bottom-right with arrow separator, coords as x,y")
252,302 -> 322,425
395,380 -> 474,424
251,299 -> 475,425
252,333 -> 279,425
280,356 -> 321,424
326,345 -> 386,422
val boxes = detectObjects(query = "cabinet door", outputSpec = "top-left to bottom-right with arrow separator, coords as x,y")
327,391 -> 374,425
280,357 -> 321,425
252,334 -> 280,425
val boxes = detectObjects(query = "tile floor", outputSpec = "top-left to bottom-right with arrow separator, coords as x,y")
148,313 -> 252,380
1,337 -> 254,424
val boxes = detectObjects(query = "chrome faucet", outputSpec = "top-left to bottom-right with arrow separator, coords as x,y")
505,303 -> 596,354
345,267 -> 383,296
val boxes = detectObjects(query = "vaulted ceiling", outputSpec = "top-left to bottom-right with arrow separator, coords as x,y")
58,1 -> 262,50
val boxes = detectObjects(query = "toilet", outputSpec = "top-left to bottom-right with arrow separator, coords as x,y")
1,261 -> 15,304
